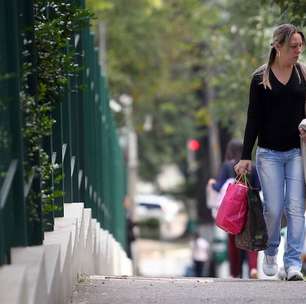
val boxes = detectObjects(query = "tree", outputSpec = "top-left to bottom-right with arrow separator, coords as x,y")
87,0 -> 220,181
267,0 -> 306,26
87,0 -> 281,185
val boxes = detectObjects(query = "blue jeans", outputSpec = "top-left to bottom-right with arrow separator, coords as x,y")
256,147 -> 305,271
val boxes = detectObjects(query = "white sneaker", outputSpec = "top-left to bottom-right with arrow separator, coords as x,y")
263,255 -> 278,276
287,267 -> 304,281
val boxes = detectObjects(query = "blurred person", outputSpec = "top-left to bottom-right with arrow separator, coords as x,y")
124,195 -> 136,259
235,24 -> 306,281
208,139 -> 260,278
191,231 -> 210,277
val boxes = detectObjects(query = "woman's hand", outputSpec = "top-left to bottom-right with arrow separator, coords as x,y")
299,128 -> 306,143
234,160 -> 252,176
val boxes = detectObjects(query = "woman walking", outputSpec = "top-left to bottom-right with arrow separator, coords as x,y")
235,24 -> 306,281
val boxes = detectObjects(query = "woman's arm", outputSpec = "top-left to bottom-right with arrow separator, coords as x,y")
235,75 -> 262,175
241,75 -> 262,160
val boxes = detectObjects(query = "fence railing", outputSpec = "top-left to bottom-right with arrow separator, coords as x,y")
0,0 -> 127,266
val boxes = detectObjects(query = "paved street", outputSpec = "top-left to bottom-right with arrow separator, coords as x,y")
72,276 -> 306,304
71,229 -> 306,303
134,238 -> 191,276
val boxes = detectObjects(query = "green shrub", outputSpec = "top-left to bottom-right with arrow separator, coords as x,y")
21,1 -> 92,223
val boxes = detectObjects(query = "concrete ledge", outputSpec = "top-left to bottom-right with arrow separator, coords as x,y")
95,222 -> 102,273
83,209 -> 94,274
54,218 -> 78,285
54,217 -> 78,255
0,202 -> 133,304
99,230 -> 111,274
91,219 -> 98,273
0,265 -> 28,304
44,244 -> 61,304
44,228 -> 72,303
11,246 -> 48,304
64,203 -> 85,279
64,203 -> 84,245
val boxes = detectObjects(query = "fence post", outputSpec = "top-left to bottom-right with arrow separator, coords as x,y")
0,0 -> 28,264
8,0 -> 29,246
53,102 -> 64,217
62,86 -> 72,203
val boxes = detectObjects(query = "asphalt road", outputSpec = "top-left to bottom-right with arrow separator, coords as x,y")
71,276 -> 306,304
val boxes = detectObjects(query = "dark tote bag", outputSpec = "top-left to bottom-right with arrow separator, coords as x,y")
235,188 -> 268,251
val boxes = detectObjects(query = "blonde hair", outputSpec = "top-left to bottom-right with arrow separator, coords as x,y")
256,24 -> 306,89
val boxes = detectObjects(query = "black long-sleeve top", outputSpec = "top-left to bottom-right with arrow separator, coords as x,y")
241,64 -> 306,160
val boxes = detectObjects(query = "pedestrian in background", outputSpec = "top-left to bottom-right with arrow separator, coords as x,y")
235,23 -> 306,281
191,231 -> 210,277
123,196 -> 136,259
208,139 -> 260,278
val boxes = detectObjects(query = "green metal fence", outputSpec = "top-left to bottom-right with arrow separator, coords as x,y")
0,0 -> 127,266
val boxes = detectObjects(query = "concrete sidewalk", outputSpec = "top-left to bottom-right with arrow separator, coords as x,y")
72,276 -> 306,304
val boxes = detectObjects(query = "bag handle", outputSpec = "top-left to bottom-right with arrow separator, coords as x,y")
235,174 -> 250,187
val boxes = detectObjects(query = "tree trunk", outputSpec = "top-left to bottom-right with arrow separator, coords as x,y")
207,84 -> 221,177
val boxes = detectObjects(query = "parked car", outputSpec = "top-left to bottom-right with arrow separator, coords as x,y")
134,194 -> 188,240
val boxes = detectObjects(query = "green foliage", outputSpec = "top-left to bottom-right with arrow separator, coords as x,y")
209,1 -> 280,137
21,1 -> 92,220
87,0 -> 291,183
89,0 -> 215,180
269,0 -> 306,26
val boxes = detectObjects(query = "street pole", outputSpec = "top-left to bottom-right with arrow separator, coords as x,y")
207,86 -> 221,177
120,94 -> 138,220
119,94 -> 139,274
98,22 -> 107,73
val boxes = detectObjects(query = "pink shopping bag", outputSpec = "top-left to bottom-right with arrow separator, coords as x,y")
215,177 -> 248,235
